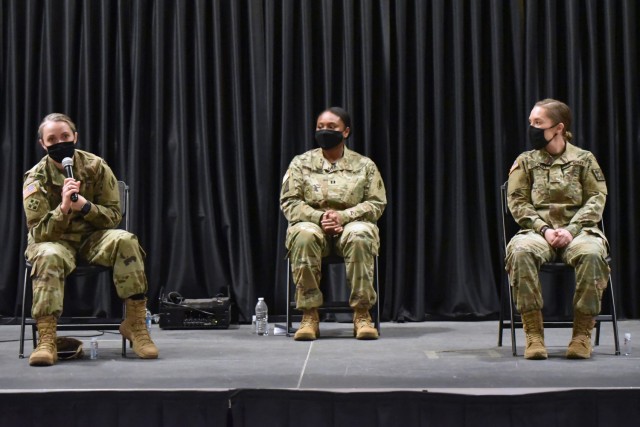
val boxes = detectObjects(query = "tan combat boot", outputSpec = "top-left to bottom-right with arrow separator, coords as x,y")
353,308 -> 378,340
119,298 -> 159,359
294,308 -> 320,341
521,310 -> 547,360
566,311 -> 596,359
29,315 -> 58,366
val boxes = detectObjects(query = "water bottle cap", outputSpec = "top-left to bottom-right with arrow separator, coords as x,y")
258,297 -> 264,301
625,333 -> 631,339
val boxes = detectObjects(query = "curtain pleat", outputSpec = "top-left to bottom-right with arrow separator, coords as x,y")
1,0 -> 638,323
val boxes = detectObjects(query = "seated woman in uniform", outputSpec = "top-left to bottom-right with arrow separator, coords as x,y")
506,99 -> 610,360
280,107 -> 387,341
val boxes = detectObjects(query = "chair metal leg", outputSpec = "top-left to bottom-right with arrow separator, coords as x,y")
374,256 -> 380,334
19,267 -> 29,359
608,276 -> 621,355
286,258 -> 292,337
120,301 -> 127,357
498,274 -> 506,347
508,278 -> 517,356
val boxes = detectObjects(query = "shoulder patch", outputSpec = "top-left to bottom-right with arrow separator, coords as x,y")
23,182 -> 39,199
592,169 -> 605,181
508,160 -> 520,175
26,198 -> 41,211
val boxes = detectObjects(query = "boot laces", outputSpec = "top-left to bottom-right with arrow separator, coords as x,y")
300,317 -> 317,329
355,315 -> 373,329
526,334 -> 544,346
36,325 -> 57,352
126,301 -> 153,346
36,340 -> 57,353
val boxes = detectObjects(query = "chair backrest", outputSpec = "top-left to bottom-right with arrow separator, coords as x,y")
499,181 -> 510,254
117,181 -> 129,231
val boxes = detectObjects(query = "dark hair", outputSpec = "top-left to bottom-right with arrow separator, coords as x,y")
535,99 -> 573,142
319,107 -> 351,135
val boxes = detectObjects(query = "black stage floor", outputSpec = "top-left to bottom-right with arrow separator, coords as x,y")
1,320 -> 639,426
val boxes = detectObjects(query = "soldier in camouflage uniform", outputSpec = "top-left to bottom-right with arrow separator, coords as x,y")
505,99 -> 609,360
22,113 -> 158,366
280,107 -> 387,341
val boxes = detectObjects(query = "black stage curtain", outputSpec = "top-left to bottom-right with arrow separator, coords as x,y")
1,0 -> 638,322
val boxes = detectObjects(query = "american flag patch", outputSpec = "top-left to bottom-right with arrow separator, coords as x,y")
23,182 -> 39,199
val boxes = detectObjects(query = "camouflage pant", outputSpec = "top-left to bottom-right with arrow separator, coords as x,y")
286,221 -> 379,310
505,230 -> 609,315
25,229 -> 148,318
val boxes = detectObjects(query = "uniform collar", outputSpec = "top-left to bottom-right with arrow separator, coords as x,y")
535,141 -> 580,165
314,145 -> 355,171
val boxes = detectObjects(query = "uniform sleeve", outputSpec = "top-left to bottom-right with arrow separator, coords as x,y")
23,176 -> 72,243
507,156 -> 548,233
280,158 -> 324,225
82,160 -> 122,229
565,154 -> 607,237
337,162 -> 387,225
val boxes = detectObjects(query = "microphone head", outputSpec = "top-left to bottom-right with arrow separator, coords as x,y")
61,157 -> 74,168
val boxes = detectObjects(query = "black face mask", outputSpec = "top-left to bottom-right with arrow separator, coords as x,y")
528,124 -> 557,150
46,141 -> 75,163
315,130 -> 344,150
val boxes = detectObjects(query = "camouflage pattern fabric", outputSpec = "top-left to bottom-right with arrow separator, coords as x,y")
23,150 -> 147,319
281,146 -> 386,310
505,142 -> 610,315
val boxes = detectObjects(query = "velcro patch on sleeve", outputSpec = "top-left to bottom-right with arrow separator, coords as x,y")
592,169 -> 605,181
23,182 -> 39,199
26,198 -> 41,211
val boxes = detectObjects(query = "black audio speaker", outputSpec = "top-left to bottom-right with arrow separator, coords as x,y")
159,297 -> 231,330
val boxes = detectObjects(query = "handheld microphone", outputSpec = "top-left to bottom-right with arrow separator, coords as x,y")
61,157 -> 78,202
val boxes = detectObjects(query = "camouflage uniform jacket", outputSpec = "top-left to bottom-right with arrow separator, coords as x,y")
507,142 -> 607,240
23,149 -> 122,245
280,146 -> 386,226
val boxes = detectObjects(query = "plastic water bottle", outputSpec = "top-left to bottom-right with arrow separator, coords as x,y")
90,337 -> 98,360
146,309 -> 152,333
255,298 -> 269,336
623,333 -> 632,356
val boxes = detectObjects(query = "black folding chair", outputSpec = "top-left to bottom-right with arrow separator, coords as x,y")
286,252 -> 380,337
497,181 -> 620,356
19,181 -> 130,358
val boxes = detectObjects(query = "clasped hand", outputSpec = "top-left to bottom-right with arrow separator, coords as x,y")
544,228 -> 573,249
321,210 -> 343,236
